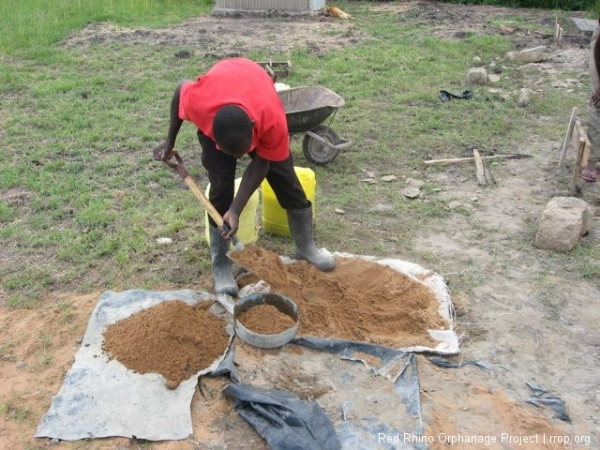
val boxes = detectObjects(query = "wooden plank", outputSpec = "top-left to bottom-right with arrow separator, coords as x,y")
582,141 -> 591,168
557,107 -> 577,169
570,137 -> 585,195
484,164 -> 496,185
423,154 -> 531,166
574,120 -> 591,168
473,149 -> 487,185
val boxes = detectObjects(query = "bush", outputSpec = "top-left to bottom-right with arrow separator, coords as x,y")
438,0 -> 596,12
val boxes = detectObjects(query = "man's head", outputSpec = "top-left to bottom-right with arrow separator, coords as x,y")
213,105 -> 253,158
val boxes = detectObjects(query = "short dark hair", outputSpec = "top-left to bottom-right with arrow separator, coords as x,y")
213,105 -> 253,157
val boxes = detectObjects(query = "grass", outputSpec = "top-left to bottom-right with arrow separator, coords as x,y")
0,0 -> 598,307
0,0 -> 213,56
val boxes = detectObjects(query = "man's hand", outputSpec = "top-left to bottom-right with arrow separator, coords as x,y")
221,211 -> 240,239
152,141 -> 172,162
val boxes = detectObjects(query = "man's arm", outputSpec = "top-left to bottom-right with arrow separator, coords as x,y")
153,82 -> 185,161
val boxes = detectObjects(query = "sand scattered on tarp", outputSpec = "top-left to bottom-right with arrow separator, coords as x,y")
231,244 -> 447,348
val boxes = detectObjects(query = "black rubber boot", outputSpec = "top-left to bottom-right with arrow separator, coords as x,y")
287,205 -> 335,272
209,226 -> 238,296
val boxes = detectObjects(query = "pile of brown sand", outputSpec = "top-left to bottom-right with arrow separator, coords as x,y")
230,245 -> 447,348
102,300 -> 230,385
237,304 -> 297,335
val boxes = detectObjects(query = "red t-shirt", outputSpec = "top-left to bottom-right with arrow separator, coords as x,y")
178,58 -> 289,162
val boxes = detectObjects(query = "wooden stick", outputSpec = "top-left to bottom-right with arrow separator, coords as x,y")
423,154 -> 531,166
575,119 -> 591,168
473,149 -> 487,185
484,164 -> 496,185
557,107 -> 577,170
498,24 -> 547,37
570,138 -> 585,196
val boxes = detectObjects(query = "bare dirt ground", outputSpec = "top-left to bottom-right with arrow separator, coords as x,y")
1,2 -> 599,449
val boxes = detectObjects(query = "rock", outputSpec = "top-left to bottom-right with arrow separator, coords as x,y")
16,361 -> 27,369
402,187 -> 420,199
518,88 -> 531,107
505,46 -> 551,63
448,201 -> 462,210
406,178 -> 425,189
467,67 -> 487,85
334,208 -> 345,215
156,237 -> 173,245
380,175 -> 397,182
534,197 -> 594,251
488,74 -> 501,83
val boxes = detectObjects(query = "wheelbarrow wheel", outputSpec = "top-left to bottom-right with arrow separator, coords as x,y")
302,125 -> 340,164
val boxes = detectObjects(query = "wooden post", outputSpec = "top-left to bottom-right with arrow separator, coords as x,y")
569,137 -> 585,196
473,149 -> 487,185
557,107 -> 577,170
575,120 -> 591,168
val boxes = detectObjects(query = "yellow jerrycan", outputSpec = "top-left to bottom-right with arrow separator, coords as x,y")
261,167 -> 316,237
204,178 -> 260,245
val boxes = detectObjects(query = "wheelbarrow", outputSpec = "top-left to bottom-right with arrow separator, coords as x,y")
277,86 -> 353,164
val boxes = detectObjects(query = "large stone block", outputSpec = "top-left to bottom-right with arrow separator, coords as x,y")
534,197 -> 593,251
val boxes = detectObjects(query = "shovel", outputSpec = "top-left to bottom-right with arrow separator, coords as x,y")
163,150 -> 244,252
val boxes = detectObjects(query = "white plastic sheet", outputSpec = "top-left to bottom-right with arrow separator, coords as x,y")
35,289 -> 233,441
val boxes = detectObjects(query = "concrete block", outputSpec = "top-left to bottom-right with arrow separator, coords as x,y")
534,197 -> 593,251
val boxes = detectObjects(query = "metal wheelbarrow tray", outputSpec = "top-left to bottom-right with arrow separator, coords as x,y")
277,86 -> 353,164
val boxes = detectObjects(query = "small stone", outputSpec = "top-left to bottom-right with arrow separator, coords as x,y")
402,187 -> 420,199
448,201 -> 462,210
334,208 -> 345,215
406,178 -> 425,189
380,175 -> 397,182
466,67 -> 487,85
518,88 -> 530,107
16,361 -> 27,369
156,237 -> 173,245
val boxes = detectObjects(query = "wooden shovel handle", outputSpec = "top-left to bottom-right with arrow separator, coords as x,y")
164,151 -> 225,228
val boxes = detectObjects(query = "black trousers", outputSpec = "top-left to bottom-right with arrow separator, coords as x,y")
198,130 -> 310,227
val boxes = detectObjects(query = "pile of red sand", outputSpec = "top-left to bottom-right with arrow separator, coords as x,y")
231,245 -> 447,348
102,299 -> 230,384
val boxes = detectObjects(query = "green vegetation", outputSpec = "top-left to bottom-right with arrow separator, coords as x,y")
1,1 -> 598,306
439,0 -> 594,11
0,0 -> 212,55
